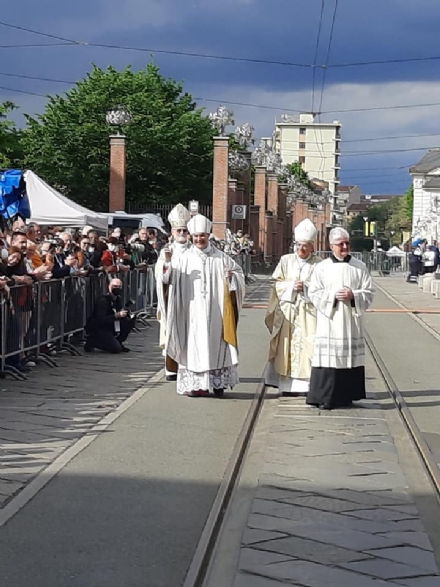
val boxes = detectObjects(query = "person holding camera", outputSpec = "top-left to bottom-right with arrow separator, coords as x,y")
85,278 -> 135,354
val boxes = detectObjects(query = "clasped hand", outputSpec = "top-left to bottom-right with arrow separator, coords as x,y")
294,280 -> 303,293
335,287 -> 353,301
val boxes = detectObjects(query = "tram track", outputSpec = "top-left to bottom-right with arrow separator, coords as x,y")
366,281 -> 440,505
181,378 -> 267,587
365,331 -> 440,505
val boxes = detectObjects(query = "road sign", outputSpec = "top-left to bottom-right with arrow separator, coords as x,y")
189,200 -> 199,214
232,205 -> 246,219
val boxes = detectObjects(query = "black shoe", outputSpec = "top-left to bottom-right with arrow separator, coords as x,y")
166,374 -> 177,382
319,403 -> 331,410
121,345 -> 131,353
84,343 -> 94,353
213,388 -> 225,398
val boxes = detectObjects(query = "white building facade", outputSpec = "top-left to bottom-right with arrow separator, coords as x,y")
273,113 -> 341,195
410,150 -> 440,242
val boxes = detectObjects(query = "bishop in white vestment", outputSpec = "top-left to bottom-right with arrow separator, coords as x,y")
265,219 -> 321,395
164,214 -> 246,397
155,203 -> 192,380
306,227 -> 375,410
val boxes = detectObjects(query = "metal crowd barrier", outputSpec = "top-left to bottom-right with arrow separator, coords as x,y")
0,267 -> 156,380
316,251 -> 408,274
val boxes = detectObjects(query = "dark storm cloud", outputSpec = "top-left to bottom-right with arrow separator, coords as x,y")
2,0 -> 440,193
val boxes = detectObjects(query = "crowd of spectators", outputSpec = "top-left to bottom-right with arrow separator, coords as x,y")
0,220 -> 168,373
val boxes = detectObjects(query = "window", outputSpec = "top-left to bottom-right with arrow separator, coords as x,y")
299,127 -> 306,135
299,142 -> 306,149
299,156 -> 306,165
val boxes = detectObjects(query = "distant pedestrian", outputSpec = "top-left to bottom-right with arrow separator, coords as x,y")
306,227 -> 375,410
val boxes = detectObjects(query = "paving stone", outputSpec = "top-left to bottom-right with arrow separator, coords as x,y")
247,514 -> 404,550
341,558 -> 435,580
255,559 -> 404,587
396,577 -> 440,586
377,532 -> 433,552
365,547 -> 439,573
238,548 -> 293,572
343,508 -> 417,522
254,535 -> 372,564
242,529 -> 287,546
232,573 -> 288,587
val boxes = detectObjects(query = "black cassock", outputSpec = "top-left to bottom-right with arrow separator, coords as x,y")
306,255 -> 370,410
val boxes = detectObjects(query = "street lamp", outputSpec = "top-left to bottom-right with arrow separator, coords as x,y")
106,106 -> 131,213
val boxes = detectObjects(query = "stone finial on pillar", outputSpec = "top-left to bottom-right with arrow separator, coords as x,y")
212,136 -> 230,239
109,134 -> 127,212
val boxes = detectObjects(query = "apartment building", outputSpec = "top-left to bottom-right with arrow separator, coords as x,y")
273,112 -> 341,195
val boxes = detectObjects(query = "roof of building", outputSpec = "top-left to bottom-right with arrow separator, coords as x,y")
347,203 -> 368,212
362,194 -> 396,201
410,150 -> 440,174
423,177 -> 440,189
337,185 -> 356,193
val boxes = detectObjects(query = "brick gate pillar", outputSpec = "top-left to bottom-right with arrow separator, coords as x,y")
212,136 -> 229,239
109,134 -> 127,212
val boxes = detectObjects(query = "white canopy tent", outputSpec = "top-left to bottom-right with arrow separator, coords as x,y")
24,170 -> 108,231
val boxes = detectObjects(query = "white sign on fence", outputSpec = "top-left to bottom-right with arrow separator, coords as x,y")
189,200 -> 199,214
232,204 -> 246,219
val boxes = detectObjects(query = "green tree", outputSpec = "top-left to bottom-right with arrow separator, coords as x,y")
22,64 -> 215,211
285,161 -> 311,188
0,101 -> 24,169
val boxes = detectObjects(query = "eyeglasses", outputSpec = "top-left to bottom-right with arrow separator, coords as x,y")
175,229 -> 188,233
333,241 -> 350,248
295,243 -> 311,249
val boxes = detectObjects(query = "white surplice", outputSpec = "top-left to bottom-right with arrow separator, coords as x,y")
265,253 -> 321,393
164,243 -> 245,394
309,256 -> 374,369
155,241 -> 191,350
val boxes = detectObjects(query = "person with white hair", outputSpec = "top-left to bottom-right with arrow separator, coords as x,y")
306,226 -> 375,410
155,203 -> 192,381
265,219 -> 321,395
163,214 -> 245,397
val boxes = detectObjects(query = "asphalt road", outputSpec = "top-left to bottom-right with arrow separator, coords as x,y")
0,305 -> 270,587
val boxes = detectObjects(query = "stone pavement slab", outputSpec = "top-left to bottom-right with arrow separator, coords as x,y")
207,359 -> 440,587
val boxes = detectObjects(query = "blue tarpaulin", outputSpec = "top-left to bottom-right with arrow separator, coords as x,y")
0,169 -> 31,222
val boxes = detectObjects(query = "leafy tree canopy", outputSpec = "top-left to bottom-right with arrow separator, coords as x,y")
0,101 -> 24,169
285,161 -> 311,188
22,64 -> 215,211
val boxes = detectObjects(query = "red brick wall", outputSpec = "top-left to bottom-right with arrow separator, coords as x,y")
254,166 -> 267,253
264,213 -> 273,260
212,137 -> 229,239
249,205 -> 260,248
109,135 -> 127,212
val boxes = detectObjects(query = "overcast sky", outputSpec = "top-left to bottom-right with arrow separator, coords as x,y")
2,0 -> 440,195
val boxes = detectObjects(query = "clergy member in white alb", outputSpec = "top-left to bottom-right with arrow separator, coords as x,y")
265,219 -> 321,395
164,214 -> 245,397
155,203 -> 192,381
306,227 -> 375,410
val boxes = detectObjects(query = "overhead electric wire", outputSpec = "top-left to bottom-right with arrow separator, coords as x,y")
0,19 -> 80,45
0,42 -> 75,49
317,0 -> 339,114
0,85 -> 47,97
311,0 -> 326,113
2,18 -> 440,71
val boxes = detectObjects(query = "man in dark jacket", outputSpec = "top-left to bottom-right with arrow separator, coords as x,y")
85,278 -> 135,353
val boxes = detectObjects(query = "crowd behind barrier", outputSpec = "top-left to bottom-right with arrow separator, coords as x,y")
0,268 -> 156,379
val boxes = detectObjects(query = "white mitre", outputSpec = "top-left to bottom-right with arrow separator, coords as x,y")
168,203 -> 191,229
294,218 -> 317,243
187,214 -> 212,235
